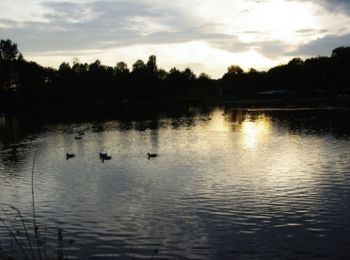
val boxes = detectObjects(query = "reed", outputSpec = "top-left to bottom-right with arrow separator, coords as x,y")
0,153 -> 67,259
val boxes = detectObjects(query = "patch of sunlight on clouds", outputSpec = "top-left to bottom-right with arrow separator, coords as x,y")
27,41 -> 280,78
128,16 -> 175,36
193,0 -> 320,43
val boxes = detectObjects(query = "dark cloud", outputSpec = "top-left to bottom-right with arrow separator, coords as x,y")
317,0 -> 350,13
255,41 -> 290,58
290,0 -> 350,14
289,33 -> 350,56
296,28 -> 329,35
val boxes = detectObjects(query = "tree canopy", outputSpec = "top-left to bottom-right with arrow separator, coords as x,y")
0,38 -> 349,108
0,39 -> 20,61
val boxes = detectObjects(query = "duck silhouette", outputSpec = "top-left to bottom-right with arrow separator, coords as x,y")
103,155 -> 112,160
99,152 -> 107,159
66,153 -> 75,160
100,153 -> 111,162
147,153 -> 158,159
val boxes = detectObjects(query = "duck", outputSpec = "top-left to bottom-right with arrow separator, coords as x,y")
66,153 -> 75,160
100,153 -> 112,161
147,153 -> 158,159
101,155 -> 112,162
103,155 -> 112,160
74,136 -> 82,140
99,152 -> 107,159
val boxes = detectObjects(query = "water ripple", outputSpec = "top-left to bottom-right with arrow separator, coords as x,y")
0,108 -> 350,258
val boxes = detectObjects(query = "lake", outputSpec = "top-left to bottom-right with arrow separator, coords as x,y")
1,106 -> 350,259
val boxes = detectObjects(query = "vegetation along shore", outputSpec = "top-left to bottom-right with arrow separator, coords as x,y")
1,39 -> 349,111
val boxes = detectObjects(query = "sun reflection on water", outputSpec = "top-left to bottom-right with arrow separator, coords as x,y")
206,109 -> 232,132
239,114 -> 272,149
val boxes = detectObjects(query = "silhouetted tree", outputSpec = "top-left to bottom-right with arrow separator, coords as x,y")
132,59 -> 146,71
147,55 -> 157,73
221,65 -> 245,97
227,65 -> 244,75
1,38 -> 349,108
0,39 -> 20,61
0,40 -> 21,96
115,62 -> 129,74
332,47 -> 350,60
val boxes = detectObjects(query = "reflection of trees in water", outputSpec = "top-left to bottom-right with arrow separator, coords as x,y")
264,109 -> 350,137
0,113 -> 5,126
0,115 -> 24,171
217,108 -> 350,138
229,109 -> 245,125
150,128 -> 159,153
0,106 -> 213,174
0,114 -> 41,175
1,107 -> 348,176
0,115 -> 20,144
0,144 -> 29,175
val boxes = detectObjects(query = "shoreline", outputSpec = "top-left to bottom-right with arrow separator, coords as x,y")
0,96 -> 349,114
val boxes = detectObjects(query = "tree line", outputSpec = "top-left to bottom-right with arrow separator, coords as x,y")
0,38 -> 349,108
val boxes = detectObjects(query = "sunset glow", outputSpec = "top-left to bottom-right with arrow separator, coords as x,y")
240,115 -> 272,149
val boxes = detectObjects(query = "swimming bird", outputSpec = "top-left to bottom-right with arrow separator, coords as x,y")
99,152 -> 107,159
101,155 -> 112,162
103,155 -> 112,160
147,153 -> 157,159
66,153 -> 75,160
74,136 -> 82,140
100,153 -> 112,162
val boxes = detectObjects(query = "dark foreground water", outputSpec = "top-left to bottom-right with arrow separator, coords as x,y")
0,107 -> 350,259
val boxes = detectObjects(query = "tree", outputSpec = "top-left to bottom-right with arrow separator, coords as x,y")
89,60 -> 102,72
199,73 -> 211,80
132,59 -> 146,72
72,62 -> 88,73
59,62 -> 71,72
0,39 -> 21,93
248,68 -> 258,74
331,47 -> 350,60
183,68 -> 196,81
147,55 -> 157,73
288,57 -> 304,66
115,61 -> 129,73
0,39 -> 20,61
157,69 -> 168,80
227,65 -> 243,74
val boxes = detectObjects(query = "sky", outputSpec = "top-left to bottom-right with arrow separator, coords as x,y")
1,0 -> 350,78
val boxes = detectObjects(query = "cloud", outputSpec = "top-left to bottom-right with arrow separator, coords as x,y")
317,0 -> 350,13
0,1 -> 172,50
255,41 -> 291,58
2,0 -> 349,76
1,1 -> 249,54
290,0 -> 350,14
289,33 -> 350,56
296,28 -> 329,35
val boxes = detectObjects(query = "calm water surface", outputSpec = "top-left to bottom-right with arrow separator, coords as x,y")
0,107 -> 350,259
